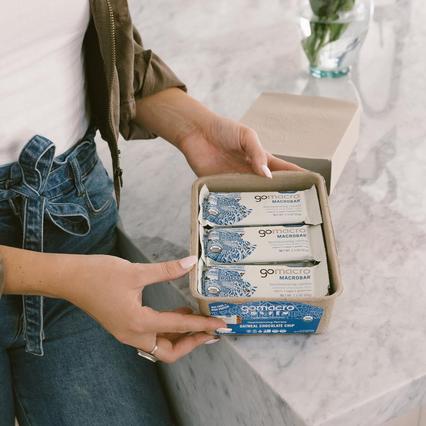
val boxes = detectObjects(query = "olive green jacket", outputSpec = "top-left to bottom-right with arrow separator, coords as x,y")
87,0 -> 186,204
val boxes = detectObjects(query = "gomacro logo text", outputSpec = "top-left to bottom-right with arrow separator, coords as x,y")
259,267 -> 311,278
240,304 -> 295,315
258,227 -> 306,238
254,193 -> 301,202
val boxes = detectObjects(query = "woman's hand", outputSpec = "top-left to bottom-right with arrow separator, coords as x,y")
176,115 -> 303,178
0,246 -> 225,363
135,88 -> 303,177
64,254 -> 225,363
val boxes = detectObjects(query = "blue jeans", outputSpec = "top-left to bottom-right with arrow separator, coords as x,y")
0,133 -> 174,425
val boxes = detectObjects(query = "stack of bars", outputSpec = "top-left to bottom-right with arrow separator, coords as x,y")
197,185 -> 330,300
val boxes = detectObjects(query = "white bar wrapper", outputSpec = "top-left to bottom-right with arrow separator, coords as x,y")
200,224 -> 326,265
198,261 -> 330,298
198,185 -> 322,227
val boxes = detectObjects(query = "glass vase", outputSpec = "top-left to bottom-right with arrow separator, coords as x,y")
299,0 -> 374,78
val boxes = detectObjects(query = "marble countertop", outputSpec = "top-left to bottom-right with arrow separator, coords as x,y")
97,1 -> 426,425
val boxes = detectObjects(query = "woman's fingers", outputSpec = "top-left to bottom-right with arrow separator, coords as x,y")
239,127 -> 304,176
141,310 -> 226,334
173,307 -> 193,315
154,333 -> 220,363
239,127 -> 272,178
137,256 -> 198,287
160,307 -> 194,341
267,153 -> 305,172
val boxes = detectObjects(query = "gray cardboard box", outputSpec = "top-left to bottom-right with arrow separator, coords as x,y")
190,171 -> 343,334
241,92 -> 361,193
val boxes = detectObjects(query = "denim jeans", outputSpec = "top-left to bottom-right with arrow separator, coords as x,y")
0,132 -> 174,425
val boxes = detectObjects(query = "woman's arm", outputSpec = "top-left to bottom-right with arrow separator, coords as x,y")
135,88 -> 212,150
135,88 -> 303,177
0,245 -> 72,297
0,245 -> 225,363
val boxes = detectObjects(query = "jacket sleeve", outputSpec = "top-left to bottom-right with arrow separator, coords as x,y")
120,25 -> 187,140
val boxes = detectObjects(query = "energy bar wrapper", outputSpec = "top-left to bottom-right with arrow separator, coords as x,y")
199,185 -> 322,227
201,224 -> 326,265
198,261 -> 330,298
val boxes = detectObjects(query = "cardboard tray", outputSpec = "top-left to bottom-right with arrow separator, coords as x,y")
189,171 -> 343,334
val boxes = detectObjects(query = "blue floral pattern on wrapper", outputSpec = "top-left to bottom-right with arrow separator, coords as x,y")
205,229 -> 257,263
202,193 -> 252,226
202,267 -> 257,297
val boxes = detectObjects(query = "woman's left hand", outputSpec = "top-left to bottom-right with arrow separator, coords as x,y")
135,88 -> 303,177
177,114 -> 303,178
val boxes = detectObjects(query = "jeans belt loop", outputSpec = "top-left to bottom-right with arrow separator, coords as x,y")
70,157 -> 85,197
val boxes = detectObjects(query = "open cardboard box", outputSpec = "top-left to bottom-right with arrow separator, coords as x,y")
241,92 -> 361,194
189,171 -> 342,334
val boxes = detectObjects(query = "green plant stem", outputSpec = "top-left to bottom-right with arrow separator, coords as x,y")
302,0 -> 355,66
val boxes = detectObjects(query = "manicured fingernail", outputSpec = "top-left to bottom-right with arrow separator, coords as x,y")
261,164 -> 272,179
204,338 -> 220,345
179,255 -> 198,269
216,328 -> 233,333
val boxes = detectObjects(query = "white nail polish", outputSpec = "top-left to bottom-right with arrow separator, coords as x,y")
261,164 -> 273,179
216,327 -> 233,333
204,338 -> 220,345
179,255 -> 198,269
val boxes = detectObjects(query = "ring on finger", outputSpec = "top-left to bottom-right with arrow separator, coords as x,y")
137,342 -> 159,363
150,344 -> 159,356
